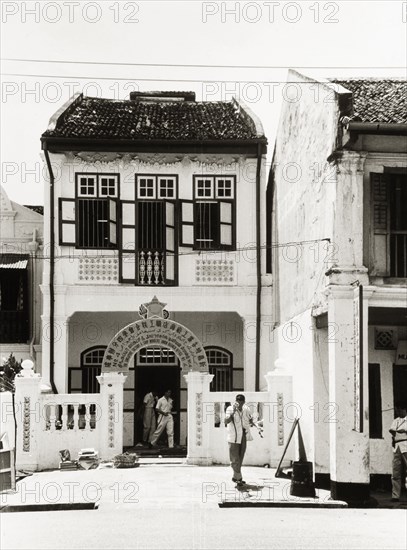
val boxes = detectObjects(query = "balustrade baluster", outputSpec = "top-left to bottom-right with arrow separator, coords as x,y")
73,404 -> 79,430
61,404 -> 68,431
139,251 -> 146,284
49,404 -> 56,432
153,251 -> 160,284
84,403 -> 91,431
146,251 -> 153,284
161,252 -> 165,283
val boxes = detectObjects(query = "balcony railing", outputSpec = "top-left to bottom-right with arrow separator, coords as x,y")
138,250 -> 165,285
0,311 -> 28,343
390,232 -> 407,278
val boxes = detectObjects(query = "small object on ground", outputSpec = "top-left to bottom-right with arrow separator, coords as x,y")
59,449 -> 78,470
77,448 -> 99,470
135,443 -> 143,447
263,463 -> 270,468
113,452 -> 139,468
158,454 -> 163,458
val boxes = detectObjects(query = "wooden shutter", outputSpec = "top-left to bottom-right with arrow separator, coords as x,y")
164,201 -> 177,285
371,174 -> 389,276
108,198 -> 117,246
179,200 -> 194,247
219,201 -> 233,248
119,200 -> 136,283
59,198 -> 76,245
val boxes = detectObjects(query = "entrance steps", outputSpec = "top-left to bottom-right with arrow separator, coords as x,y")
124,446 -> 187,461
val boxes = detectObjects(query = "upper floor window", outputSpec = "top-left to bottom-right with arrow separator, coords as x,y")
59,174 -> 119,249
183,176 -> 235,251
136,175 -> 178,200
371,172 -> 407,278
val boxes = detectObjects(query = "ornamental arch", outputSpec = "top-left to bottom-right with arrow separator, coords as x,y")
101,297 -> 209,374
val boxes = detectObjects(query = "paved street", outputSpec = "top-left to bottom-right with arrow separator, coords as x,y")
1,464 -> 406,549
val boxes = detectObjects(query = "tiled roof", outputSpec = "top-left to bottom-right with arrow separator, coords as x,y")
43,95 -> 261,141
23,205 -> 44,215
330,79 -> 407,124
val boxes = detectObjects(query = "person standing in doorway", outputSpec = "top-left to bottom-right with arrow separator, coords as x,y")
150,390 -> 174,449
225,394 -> 254,486
389,402 -> 407,501
142,390 -> 158,445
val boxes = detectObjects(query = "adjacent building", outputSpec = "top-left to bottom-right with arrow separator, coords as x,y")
40,91 -> 270,447
0,185 -> 43,366
269,71 -> 407,502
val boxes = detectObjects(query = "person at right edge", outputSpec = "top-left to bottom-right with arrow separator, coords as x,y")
225,394 -> 254,487
389,402 -> 407,502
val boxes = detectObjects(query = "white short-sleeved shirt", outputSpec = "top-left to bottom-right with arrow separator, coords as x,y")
390,417 -> 407,453
225,404 -> 252,444
143,392 -> 157,408
156,396 -> 173,415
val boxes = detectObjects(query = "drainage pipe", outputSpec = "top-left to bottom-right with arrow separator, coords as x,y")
43,148 -> 58,394
255,143 -> 262,391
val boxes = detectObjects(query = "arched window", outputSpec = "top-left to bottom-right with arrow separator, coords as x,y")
81,346 -> 106,393
205,347 -> 233,392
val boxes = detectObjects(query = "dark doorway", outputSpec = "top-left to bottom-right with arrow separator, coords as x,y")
393,364 -> 407,412
134,361 -> 181,446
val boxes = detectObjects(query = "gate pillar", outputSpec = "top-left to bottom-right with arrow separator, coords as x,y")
97,372 -> 127,460
184,371 -> 214,465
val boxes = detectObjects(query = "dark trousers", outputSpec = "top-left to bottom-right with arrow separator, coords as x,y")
228,432 -> 247,481
392,447 -> 407,499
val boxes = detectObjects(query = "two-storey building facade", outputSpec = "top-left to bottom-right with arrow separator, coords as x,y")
40,91 -> 270,447
269,71 -> 407,503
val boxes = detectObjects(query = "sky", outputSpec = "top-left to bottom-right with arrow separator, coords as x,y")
1,0 -> 406,205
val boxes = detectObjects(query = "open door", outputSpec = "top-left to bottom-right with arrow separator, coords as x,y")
165,201 -> 177,285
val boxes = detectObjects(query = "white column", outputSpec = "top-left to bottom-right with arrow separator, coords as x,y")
184,371 -> 214,465
97,372 -> 127,461
334,151 -> 367,268
327,286 -> 370,502
264,359 -> 294,468
14,360 -> 42,471
242,315 -> 257,391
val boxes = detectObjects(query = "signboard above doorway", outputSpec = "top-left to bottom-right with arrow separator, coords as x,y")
101,297 -> 209,374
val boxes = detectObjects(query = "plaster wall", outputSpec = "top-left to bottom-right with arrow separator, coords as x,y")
272,70 -> 340,323
271,309 -> 317,465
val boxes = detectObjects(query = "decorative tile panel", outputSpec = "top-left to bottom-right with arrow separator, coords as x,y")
195,259 -> 235,285
23,397 -> 31,452
374,328 -> 396,350
277,393 -> 284,446
108,394 -> 115,448
79,257 -> 118,283
196,393 -> 202,446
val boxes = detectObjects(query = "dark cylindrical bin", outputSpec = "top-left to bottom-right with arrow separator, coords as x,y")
290,461 -> 316,498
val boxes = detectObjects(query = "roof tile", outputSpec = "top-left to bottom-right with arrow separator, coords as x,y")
43,96 -> 260,141
330,79 -> 407,124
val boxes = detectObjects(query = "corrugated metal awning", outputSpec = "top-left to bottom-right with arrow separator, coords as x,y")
0,254 -> 29,269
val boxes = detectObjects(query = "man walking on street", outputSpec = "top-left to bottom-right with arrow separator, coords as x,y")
225,394 -> 254,486
389,402 -> 407,501
150,390 -> 174,448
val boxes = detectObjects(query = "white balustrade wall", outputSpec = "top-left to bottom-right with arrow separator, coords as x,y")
38,394 -> 100,469
13,362 -> 293,470
14,362 -> 126,471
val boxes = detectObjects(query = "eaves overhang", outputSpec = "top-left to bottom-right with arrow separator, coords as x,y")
347,122 -> 407,136
41,136 -> 268,155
